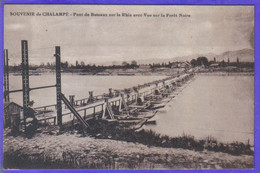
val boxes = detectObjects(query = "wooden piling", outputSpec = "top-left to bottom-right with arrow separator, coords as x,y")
55,46 -> 62,126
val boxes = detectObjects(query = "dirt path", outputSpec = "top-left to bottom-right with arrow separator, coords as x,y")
3,132 -> 253,169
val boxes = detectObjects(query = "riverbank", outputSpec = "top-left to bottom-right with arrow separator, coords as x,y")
3,129 -> 253,169
197,71 -> 254,76
10,69 -> 254,77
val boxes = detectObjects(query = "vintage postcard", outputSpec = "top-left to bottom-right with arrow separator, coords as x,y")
2,4 -> 255,170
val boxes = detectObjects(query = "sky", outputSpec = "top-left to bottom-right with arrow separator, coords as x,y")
4,5 -> 254,65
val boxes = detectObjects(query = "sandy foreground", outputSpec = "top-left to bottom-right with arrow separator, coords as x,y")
3,130 -> 253,170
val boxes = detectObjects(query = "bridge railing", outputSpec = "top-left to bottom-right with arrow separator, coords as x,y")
34,94 -> 106,111
34,72 -> 193,113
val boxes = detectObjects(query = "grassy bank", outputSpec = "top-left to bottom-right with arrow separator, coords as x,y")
83,120 -> 253,156
3,130 -> 254,169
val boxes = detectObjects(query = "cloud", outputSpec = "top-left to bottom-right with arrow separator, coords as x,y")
4,5 -> 254,65
5,23 -> 25,31
203,21 -> 213,30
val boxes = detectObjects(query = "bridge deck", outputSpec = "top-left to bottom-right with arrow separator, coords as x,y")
34,73 -> 195,126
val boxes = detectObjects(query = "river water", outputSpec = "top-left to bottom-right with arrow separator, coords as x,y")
8,73 -> 254,145
144,74 -> 254,145
9,73 -> 166,107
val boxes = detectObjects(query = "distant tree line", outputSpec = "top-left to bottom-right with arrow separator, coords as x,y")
8,59 -> 187,72
190,57 -> 209,67
7,56 -> 254,73
150,62 -> 174,68
190,57 -> 254,68
8,60 -> 140,72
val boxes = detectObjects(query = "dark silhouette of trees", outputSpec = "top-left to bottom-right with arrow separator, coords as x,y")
190,59 -> 197,67
122,61 -> 129,66
190,57 -> 209,67
61,61 -> 69,68
197,57 -> 209,66
131,60 -> 137,66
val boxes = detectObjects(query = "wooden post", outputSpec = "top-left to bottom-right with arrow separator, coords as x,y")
109,88 -> 113,98
55,46 -> 62,126
72,114 -> 74,126
69,95 -> 75,106
4,49 -> 10,102
21,40 -> 30,130
21,41 -> 30,107
119,97 -> 122,112
102,100 -> 107,119
88,91 -> 94,103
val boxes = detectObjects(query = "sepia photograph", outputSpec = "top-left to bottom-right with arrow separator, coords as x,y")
3,4 -> 255,169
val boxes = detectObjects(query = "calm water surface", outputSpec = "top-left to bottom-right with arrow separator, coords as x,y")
144,75 -> 254,145
9,73 -> 166,107
9,73 -> 254,145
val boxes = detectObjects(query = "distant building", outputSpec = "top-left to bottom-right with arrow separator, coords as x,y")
139,64 -> 150,69
170,62 -> 178,68
36,68 -> 52,72
170,61 -> 191,68
138,64 -> 151,72
226,66 -> 238,71
210,63 -> 219,68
